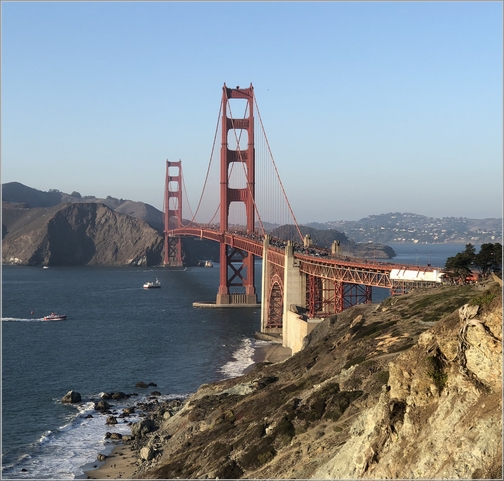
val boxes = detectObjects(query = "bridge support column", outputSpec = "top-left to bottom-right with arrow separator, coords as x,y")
216,83 -> 258,306
164,160 -> 184,267
282,241 -> 305,348
260,236 -> 270,332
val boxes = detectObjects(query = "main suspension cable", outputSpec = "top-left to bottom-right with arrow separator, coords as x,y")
188,100 -> 223,225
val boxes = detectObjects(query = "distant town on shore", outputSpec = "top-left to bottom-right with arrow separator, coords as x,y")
306,212 -> 502,245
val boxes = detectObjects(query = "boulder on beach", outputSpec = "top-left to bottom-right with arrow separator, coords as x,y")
97,453 -> 107,461
61,390 -> 81,403
131,418 -> 156,438
140,446 -> 155,461
111,391 -> 126,399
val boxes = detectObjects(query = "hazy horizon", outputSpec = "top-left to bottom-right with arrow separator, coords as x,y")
3,179 -> 502,223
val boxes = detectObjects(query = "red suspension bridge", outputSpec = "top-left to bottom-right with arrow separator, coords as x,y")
162,83 -> 442,346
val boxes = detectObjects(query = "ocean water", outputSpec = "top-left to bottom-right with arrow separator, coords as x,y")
1,243 -> 467,479
387,242 -> 473,268
2,265 -> 267,479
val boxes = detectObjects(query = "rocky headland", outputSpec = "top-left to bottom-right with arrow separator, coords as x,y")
85,279 -> 501,479
2,201 -> 164,266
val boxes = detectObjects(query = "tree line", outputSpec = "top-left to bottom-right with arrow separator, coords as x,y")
444,243 -> 502,283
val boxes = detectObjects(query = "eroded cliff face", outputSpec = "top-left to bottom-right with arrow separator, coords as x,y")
129,281 -> 502,480
312,292 -> 502,479
2,202 -> 163,266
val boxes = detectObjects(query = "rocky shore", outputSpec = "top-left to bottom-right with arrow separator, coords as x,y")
82,279 -> 501,479
81,343 -> 291,479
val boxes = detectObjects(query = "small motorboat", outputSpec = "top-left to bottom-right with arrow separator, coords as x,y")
43,313 -> 67,321
197,260 -> 213,268
143,278 -> 161,289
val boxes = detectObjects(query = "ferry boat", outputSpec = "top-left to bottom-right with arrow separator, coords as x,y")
143,278 -> 161,289
198,260 -> 214,268
43,313 -> 67,321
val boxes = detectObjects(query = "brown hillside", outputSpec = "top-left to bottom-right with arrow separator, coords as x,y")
2,202 -> 163,266
122,281 -> 502,479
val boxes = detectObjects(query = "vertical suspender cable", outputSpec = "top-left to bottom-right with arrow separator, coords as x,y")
254,96 -> 303,244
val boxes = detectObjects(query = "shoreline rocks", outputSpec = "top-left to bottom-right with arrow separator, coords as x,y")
61,390 -> 81,403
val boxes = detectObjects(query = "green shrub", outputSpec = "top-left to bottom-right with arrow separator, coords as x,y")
470,292 -> 496,307
424,355 -> 448,392
376,370 -> 390,385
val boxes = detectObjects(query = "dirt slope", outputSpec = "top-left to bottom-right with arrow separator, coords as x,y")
126,280 -> 501,479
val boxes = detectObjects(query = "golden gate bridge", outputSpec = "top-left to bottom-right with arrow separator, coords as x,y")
162,83 -> 442,349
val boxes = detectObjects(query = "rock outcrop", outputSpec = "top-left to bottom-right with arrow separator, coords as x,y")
2,202 -> 163,266
61,390 -> 81,403
125,281 -> 501,479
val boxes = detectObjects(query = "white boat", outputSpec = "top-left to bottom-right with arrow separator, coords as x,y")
198,260 -> 213,267
143,278 -> 161,289
43,313 -> 67,321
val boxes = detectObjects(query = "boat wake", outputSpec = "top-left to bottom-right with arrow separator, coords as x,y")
2,317 -> 44,322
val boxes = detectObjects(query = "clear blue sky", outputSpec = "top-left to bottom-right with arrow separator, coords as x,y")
2,1 -> 502,223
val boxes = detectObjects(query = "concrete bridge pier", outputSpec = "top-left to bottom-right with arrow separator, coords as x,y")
282,241 -> 326,353
282,240 -> 325,353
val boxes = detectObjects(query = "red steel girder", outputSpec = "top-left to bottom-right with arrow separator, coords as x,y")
299,257 -> 393,288
343,284 -> 372,309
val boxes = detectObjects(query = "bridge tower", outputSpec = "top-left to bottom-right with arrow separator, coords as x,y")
216,83 -> 258,305
164,160 -> 183,267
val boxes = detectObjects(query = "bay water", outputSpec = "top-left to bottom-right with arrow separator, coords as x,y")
1,243 -> 467,479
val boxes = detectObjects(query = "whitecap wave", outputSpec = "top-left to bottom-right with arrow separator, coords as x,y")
2,393 -> 185,479
219,338 -> 271,379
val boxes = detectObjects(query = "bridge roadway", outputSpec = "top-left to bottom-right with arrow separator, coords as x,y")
167,226 -> 440,289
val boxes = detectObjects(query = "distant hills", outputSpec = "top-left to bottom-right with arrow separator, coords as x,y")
306,212 -> 502,245
2,194 -> 164,267
2,181 -> 164,232
3,182 -> 500,266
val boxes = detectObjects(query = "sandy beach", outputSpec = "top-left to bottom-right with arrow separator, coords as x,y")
84,443 -> 137,480
84,341 -> 291,480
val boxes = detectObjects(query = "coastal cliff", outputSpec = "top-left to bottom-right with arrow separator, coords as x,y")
121,280 -> 502,479
2,202 -> 163,266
